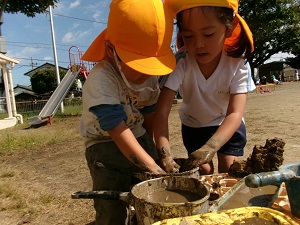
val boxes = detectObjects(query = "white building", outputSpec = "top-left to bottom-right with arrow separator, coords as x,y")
0,53 -> 23,130
284,67 -> 299,81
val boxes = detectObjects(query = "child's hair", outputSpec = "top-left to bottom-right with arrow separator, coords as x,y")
176,32 -> 184,50
176,6 -> 252,59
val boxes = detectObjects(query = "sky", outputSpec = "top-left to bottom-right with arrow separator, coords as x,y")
2,0 -> 292,87
2,0 -> 112,86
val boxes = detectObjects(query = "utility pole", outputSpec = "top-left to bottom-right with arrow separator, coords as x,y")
49,5 -> 64,113
30,57 -> 37,69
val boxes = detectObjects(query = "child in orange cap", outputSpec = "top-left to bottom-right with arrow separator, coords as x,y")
154,0 -> 255,175
79,0 -> 178,224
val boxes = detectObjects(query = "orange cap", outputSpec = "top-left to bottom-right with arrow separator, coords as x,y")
164,0 -> 254,52
81,0 -> 176,76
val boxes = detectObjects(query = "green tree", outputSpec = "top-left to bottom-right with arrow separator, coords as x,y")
31,69 -> 58,94
0,0 -> 59,18
30,69 -> 73,94
239,0 -> 300,70
285,45 -> 300,69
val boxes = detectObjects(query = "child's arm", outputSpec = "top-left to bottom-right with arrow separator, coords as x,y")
142,111 -> 155,138
90,104 -> 165,174
183,93 -> 247,170
108,120 -> 165,174
153,87 -> 180,173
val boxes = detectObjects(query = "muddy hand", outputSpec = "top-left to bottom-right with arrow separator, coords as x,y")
182,149 -> 216,171
147,163 -> 167,174
160,156 -> 180,173
157,147 -> 180,173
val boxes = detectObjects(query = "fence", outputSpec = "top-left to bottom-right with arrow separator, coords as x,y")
0,97 -> 82,115
0,97 -> 6,114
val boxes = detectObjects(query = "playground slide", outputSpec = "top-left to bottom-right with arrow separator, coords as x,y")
28,69 -> 80,126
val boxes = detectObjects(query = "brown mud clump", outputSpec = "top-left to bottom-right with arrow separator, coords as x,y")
228,138 -> 285,178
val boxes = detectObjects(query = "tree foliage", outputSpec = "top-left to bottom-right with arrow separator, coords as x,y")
0,0 -> 58,18
285,45 -> 300,69
31,69 -> 58,94
30,69 -> 70,94
240,0 -> 300,69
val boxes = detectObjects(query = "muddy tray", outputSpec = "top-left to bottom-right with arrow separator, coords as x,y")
271,184 -> 300,223
198,173 -> 239,202
199,173 -> 282,212
272,183 -> 290,212
199,173 -> 300,223
200,173 -> 295,209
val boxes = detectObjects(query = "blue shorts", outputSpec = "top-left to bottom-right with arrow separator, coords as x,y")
182,122 -> 246,156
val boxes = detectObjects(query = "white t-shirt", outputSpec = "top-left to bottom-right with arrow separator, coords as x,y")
80,59 -> 160,148
164,51 -> 255,128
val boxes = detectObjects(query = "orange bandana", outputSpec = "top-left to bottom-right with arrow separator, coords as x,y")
81,0 -> 175,76
164,0 -> 254,52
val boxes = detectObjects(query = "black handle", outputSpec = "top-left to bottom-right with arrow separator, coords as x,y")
71,190 -> 128,200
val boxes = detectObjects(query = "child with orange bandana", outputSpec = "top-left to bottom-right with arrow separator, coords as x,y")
80,0 -> 178,224
154,0 -> 255,175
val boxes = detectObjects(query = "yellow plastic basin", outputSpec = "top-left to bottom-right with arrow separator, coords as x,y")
152,207 -> 298,225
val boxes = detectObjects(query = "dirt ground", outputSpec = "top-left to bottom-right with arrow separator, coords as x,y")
1,82 -> 300,225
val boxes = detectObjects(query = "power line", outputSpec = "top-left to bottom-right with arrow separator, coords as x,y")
53,13 -> 107,25
16,57 -> 70,64
7,14 -> 94,51
7,41 -> 89,48
6,42 -> 88,53
6,43 -> 70,52
14,61 -> 70,71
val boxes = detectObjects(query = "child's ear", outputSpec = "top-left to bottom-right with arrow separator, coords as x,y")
104,41 -> 114,58
226,17 -> 239,38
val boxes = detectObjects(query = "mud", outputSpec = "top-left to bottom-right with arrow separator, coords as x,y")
144,189 -> 202,203
216,185 -> 279,210
130,176 -> 210,225
133,158 -> 199,181
228,138 -> 285,178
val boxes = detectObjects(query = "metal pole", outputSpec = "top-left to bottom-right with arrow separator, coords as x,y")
2,64 -> 12,117
49,5 -> 64,113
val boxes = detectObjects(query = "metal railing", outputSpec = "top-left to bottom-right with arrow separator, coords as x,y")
0,97 -> 6,114
0,97 -> 82,115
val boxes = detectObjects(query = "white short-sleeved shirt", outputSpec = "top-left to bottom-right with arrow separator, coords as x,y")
80,59 -> 160,148
164,51 -> 255,128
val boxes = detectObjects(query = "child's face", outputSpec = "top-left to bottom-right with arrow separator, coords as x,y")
120,61 -> 152,84
180,7 -> 231,67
